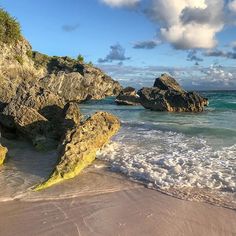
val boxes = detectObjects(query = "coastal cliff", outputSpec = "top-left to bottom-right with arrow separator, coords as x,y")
0,8 -> 121,188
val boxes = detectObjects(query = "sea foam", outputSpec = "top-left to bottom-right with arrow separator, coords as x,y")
97,123 -> 236,196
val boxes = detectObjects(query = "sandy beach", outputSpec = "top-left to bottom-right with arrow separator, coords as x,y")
0,165 -> 235,236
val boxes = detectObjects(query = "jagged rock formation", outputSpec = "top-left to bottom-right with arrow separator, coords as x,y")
115,87 -> 140,105
138,74 -> 208,112
35,112 -> 120,190
34,54 -> 122,102
153,73 -> 185,93
0,38 -> 43,108
0,21 -> 122,107
0,144 -> 7,165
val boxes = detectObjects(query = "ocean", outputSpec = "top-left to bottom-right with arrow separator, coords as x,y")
80,91 -> 236,208
0,91 -> 235,208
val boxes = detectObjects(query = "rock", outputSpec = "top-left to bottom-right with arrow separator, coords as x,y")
0,144 -> 8,165
153,73 -> 185,93
0,103 -> 57,147
36,55 -> 122,102
0,37 -> 45,106
35,112 -> 120,190
115,87 -> 140,105
11,82 -> 65,121
138,74 -> 208,112
0,82 -> 67,147
60,102 -> 83,135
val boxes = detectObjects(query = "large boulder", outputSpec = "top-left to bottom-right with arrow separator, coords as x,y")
153,73 -> 185,93
0,144 -> 7,165
138,74 -> 208,112
115,87 -> 140,106
0,103 -> 58,149
35,112 -> 120,190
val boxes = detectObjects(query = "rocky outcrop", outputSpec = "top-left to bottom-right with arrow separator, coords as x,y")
0,82 -> 77,149
0,39 -> 44,107
0,9 -> 121,188
0,144 -> 7,165
35,112 -> 120,190
37,56 -> 122,102
153,74 -> 185,93
138,74 -> 208,112
115,87 -> 140,105
10,82 -> 65,121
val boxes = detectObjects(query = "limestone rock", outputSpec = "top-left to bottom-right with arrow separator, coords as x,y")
35,112 -> 120,190
0,144 -> 7,165
0,103 -> 49,137
11,82 -> 65,121
37,56 -> 122,102
60,102 -> 83,134
115,87 -> 140,106
0,38 -> 45,106
153,73 -> 185,93
138,75 -> 208,112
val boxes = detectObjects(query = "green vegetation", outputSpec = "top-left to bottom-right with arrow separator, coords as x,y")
26,49 -> 32,58
15,55 -> 23,65
0,8 -> 21,44
88,61 -> 93,66
77,54 -> 84,63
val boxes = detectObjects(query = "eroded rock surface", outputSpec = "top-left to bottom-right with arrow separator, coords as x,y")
0,144 -> 8,165
38,62 -> 122,102
115,87 -> 140,106
138,74 -> 208,112
35,112 -> 120,190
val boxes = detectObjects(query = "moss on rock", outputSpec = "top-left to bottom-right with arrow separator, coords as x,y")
0,145 -> 8,165
35,112 -> 120,190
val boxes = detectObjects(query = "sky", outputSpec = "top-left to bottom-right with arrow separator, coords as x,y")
1,0 -> 236,90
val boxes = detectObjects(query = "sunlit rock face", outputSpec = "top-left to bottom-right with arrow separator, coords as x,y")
138,74 -> 208,112
115,87 -> 141,106
0,144 -> 7,165
35,112 -> 120,190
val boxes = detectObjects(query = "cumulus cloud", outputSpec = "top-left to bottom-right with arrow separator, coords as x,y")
98,43 -> 131,63
133,40 -> 161,49
62,24 -> 79,32
145,0 -> 225,49
100,0 -> 140,7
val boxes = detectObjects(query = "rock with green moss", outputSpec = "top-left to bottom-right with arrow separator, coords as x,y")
35,112 -> 120,190
0,144 -> 8,165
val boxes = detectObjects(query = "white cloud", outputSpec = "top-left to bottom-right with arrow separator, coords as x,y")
229,0 -> 236,13
98,64 -> 236,90
100,0 -> 140,7
146,0 -> 224,49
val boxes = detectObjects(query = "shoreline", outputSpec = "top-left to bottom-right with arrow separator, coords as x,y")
0,169 -> 236,236
0,139 -> 235,235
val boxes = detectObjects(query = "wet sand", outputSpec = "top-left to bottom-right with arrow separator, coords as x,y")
0,171 -> 236,236
0,138 -> 235,235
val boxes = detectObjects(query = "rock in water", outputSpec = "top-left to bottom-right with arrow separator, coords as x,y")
0,144 -> 8,165
35,112 -> 120,190
115,87 -> 140,106
138,74 -> 208,112
153,73 -> 185,93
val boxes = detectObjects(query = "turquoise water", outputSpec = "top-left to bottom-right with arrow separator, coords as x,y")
80,91 -> 236,204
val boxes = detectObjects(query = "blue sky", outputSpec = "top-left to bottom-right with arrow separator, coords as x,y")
1,0 -> 236,90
